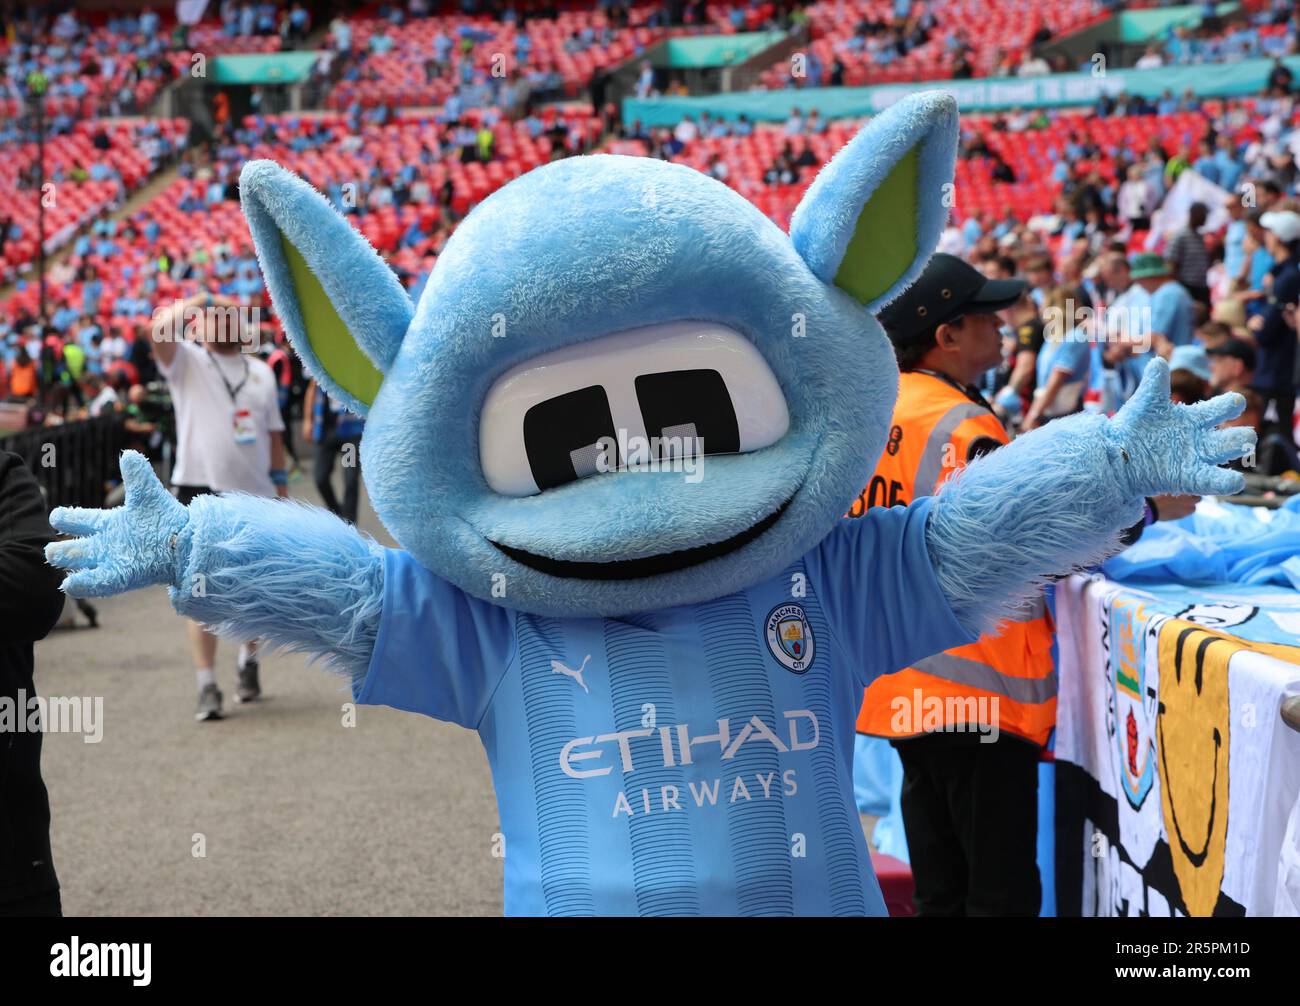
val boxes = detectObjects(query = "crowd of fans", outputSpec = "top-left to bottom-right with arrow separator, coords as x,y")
760,0 -> 1108,89
0,4 -> 313,129
1143,1 -> 1298,68
2,0 -> 1300,496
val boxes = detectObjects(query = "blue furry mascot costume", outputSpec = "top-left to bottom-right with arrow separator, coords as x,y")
48,93 -> 1253,915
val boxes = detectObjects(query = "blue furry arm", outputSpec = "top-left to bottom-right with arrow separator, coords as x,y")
46,450 -> 383,681
168,493 -> 383,680
927,359 -> 1255,636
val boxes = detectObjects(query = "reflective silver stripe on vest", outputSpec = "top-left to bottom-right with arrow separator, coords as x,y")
911,651 -> 1058,704
914,402 -> 994,495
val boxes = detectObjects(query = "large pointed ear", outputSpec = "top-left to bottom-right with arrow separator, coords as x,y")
240,159 -> 413,415
790,90 -> 958,312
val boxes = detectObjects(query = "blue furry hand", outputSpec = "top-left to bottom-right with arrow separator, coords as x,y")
45,451 -> 189,598
1102,358 -> 1255,499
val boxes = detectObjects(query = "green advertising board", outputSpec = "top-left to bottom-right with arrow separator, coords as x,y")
660,31 -> 787,68
209,52 -> 322,85
623,54 -> 1300,127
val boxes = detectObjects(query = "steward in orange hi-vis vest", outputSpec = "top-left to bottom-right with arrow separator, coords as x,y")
850,368 -> 1057,747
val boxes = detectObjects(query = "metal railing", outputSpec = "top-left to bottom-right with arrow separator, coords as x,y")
0,415 -> 125,509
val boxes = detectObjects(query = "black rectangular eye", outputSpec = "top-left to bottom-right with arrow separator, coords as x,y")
635,369 -> 739,457
524,385 -> 618,491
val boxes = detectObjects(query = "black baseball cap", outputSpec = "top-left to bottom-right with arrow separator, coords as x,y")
1205,337 -> 1257,371
878,253 -> 1027,347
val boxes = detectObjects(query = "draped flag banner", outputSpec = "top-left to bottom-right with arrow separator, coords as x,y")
1054,574 -> 1300,916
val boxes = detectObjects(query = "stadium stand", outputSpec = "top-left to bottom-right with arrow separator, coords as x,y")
0,119 -> 189,283
2,0 -> 1298,447
759,0 -> 1110,88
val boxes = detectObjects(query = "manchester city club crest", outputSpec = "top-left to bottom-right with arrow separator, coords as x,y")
1105,597 -> 1160,810
765,603 -> 815,673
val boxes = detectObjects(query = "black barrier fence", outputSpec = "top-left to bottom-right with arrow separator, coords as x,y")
0,415 -> 125,510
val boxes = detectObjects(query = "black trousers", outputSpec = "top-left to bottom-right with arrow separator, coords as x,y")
0,886 -> 61,917
893,732 -> 1041,916
279,396 -> 298,463
314,433 -> 362,524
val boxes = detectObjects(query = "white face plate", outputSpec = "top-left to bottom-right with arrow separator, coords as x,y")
479,321 -> 790,497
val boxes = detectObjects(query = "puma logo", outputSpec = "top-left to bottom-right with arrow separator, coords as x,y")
550,654 -> 592,693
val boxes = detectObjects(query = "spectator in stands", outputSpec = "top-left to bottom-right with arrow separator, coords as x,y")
36,342 -> 65,412
1137,139 -> 1169,202
764,155 -> 796,187
1192,139 -> 1221,185
329,14 -> 352,52
1135,45 -> 1164,70
1018,50 -> 1050,77
1247,209 -> 1300,444
1021,286 -> 1092,429
452,121 -> 477,162
1196,319 -> 1234,351
1169,344 -> 1212,405
1117,163 -> 1156,232
85,370 -> 122,418
789,140 -> 817,170
1165,144 -> 1193,188
670,113 -> 698,148
1206,337 -> 1257,391
994,287 -> 1045,417
1166,201 -> 1212,306
4,351 -> 29,403
149,293 -> 288,722
1221,194 -> 1251,294
635,60 -> 654,99
1022,253 -> 1055,308
285,3 -> 311,44
302,379 -> 364,524
1266,57 -> 1294,96
476,122 -> 495,162
1131,253 -> 1197,356
1241,209 -> 1279,293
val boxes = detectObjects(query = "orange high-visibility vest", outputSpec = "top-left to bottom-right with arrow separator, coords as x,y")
850,370 -> 1057,747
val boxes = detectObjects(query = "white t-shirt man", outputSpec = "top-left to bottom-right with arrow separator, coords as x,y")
102,333 -> 129,361
88,384 -> 119,418
158,340 -> 284,497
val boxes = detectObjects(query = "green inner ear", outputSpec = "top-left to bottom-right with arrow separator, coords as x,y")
832,146 -> 920,306
280,234 -> 384,407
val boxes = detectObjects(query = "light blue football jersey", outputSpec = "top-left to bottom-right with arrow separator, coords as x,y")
355,496 -> 973,915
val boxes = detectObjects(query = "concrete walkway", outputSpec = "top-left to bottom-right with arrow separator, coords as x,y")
34,462 -> 504,916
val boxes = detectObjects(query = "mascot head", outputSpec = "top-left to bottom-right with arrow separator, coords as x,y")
240,91 -> 958,617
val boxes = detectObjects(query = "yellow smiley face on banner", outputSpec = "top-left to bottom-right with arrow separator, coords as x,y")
1157,621 -> 1232,917
1156,620 -> 1300,916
